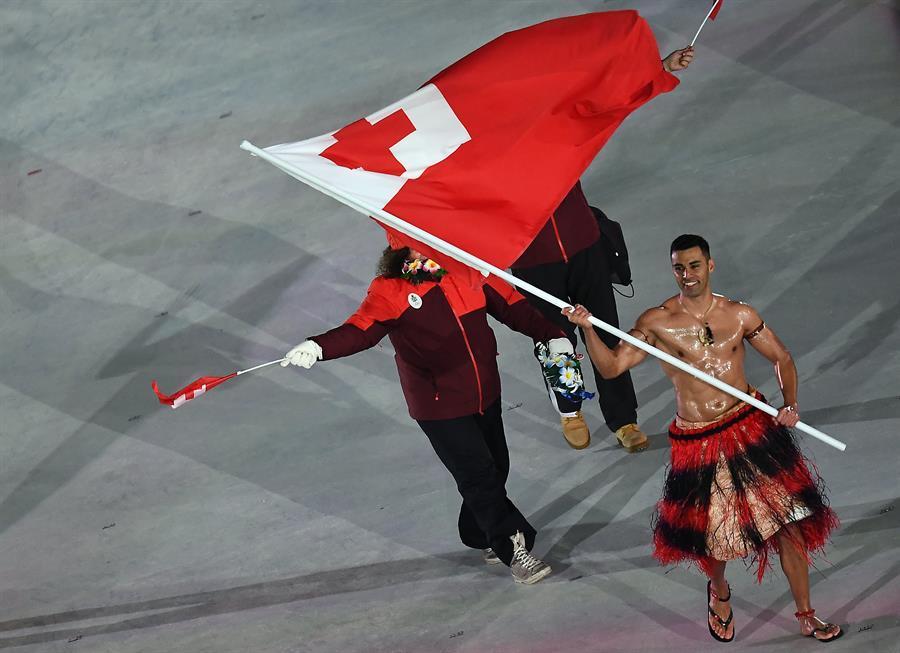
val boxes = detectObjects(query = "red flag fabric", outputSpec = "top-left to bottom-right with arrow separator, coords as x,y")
709,0 -> 724,20
263,11 -> 678,269
152,373 -> 237,409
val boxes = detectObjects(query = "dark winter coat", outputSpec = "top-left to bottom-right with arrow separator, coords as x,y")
310,272 -> 563,420
511,181 -> 600,269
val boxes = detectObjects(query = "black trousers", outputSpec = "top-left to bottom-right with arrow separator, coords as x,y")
512,239 -> 638,432
416,400 -> 535,566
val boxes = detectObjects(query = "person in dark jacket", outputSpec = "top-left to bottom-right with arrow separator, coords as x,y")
508,46 -> 695,452
283,245 -> 575,584
511,181 -> 647,452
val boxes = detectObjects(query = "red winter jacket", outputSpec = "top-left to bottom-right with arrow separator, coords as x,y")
310,272 -> 564,421
511,181 -> 600,269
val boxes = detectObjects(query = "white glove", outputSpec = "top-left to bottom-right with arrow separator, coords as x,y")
548,337 -> 574,357
281,340 -> 323,369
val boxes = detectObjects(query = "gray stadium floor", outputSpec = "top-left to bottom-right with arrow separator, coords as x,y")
2,1 -> 898,652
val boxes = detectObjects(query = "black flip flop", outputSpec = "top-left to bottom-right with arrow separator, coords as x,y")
707,580 -> 734,643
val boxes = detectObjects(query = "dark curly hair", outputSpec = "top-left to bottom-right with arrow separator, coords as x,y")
376,246 -> 410,278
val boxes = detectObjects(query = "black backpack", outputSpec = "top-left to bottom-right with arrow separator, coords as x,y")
590,206 -> 632,289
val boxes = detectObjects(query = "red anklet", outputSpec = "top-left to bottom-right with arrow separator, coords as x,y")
794,609 -> 816,619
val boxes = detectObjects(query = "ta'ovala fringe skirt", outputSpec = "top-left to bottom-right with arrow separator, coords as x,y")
652,391 -> 838,582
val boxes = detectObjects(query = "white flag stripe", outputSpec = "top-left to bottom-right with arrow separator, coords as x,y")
263,84 -> 469,205
170,384 -> 208,410
266,135 -> 405,210
372,84 -> 470,180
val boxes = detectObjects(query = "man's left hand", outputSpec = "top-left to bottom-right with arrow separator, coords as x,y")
663,47 -> 694,73
776,404 -> 800,428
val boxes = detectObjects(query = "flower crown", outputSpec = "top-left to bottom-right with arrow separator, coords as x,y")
401,257 -> 447,285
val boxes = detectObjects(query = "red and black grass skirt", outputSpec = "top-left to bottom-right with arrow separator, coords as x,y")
652,392 -> 838,582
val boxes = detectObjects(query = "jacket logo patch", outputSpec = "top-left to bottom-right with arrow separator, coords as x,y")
408,293 -> 423,309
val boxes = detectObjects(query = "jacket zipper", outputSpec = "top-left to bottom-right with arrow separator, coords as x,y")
442,288 -> 484,414
549,212 -> 568,263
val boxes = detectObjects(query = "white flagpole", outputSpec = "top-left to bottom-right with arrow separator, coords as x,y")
691,0 -> 720,47
240,140 -> 847,452
237,358 -> 287,375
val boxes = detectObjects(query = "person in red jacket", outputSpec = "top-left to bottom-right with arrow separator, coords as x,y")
282,245 -> 576,584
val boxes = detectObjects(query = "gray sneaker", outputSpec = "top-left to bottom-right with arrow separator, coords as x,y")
482,548 -> 501,565
509,532 -> 551,584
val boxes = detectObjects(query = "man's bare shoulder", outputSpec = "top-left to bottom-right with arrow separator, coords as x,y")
718,295 -> 762,321
636,297 -> 679,327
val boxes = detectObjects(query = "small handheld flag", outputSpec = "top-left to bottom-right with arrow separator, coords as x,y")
152,358 -> 285,409
691,0 -> 724,47
152,374 -> 236,409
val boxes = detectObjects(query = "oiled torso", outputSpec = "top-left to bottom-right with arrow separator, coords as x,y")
643,295 -> 755,422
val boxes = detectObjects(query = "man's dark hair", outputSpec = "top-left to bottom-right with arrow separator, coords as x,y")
670,234 -> 710,259
376,246 -> 410,278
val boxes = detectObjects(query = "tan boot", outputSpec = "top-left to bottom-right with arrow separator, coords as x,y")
561,412 -> 590,449
615,423 -> 648,453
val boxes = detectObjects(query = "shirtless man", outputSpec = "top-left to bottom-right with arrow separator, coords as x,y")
565,234 -> 842,643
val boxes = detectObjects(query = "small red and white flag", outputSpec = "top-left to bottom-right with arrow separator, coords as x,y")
151,358 -> 284,409
255,11 -> 679,269
152,374 -> 237,409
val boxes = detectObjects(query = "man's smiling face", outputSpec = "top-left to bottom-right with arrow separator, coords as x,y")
672,246 -> 714,297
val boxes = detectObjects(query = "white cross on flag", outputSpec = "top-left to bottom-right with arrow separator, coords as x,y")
250,10 -> 679,269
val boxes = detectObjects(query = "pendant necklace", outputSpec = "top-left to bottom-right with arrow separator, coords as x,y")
681,295 -> 716,346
